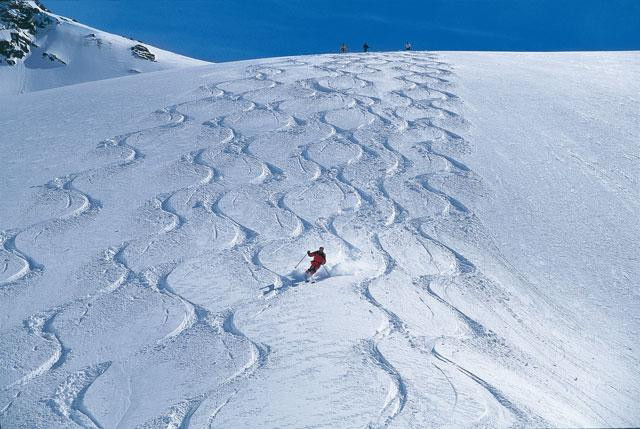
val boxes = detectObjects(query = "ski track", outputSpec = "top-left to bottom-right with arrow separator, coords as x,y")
49,361 -> 112,429
246,54 -> 479,426
0,102 -> 212,425
1,52 -> 565,426
304,54 -> 538,426
0,102 -> 189,291
225,53 -> 520,425
431,348 -> 528,422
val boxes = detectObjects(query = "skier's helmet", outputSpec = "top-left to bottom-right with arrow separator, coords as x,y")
319,246 -> 324,251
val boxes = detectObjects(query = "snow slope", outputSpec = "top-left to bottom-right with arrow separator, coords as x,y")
0,51 -> 638,428
0,0 -> 207,95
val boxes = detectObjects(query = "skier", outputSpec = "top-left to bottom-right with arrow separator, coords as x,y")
363,42 -> 369,53
340,43 -> 348,53
305,247 -> 326,282
404,41 -> 412,51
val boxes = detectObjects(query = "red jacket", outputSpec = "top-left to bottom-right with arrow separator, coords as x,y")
308,250 -> 326,267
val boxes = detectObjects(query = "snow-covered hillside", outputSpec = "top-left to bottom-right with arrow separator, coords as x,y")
0,0 -> 207,95
0,50 -> 638,428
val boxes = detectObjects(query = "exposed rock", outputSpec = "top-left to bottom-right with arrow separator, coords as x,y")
42,51 -> 65,64
83,32 -> 105,48
131,44 -> 156,62
0,0 -> 56,64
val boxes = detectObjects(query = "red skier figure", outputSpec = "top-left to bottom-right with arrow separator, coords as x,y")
305,247 -> 326,282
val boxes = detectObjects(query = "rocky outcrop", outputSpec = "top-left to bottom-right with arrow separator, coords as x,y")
131,44 -> 156,62
41,51 -> 65,64
0,0 -> 56,64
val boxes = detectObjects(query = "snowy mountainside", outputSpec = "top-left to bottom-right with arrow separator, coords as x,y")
0,0 -> 207,95
0,51 -> 638,428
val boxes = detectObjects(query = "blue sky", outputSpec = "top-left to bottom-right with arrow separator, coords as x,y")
46,0 -> 640,62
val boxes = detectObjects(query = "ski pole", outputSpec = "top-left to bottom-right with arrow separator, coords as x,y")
294,253 -> 307,269
322,265 -> 330,277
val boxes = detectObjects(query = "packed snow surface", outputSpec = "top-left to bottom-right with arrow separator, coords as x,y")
0,51 -> 638,428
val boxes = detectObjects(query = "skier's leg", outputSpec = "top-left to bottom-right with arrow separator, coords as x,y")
306,265 -> 317,282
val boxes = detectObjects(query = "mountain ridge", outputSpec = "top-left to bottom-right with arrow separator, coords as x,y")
0,0 -> 208,95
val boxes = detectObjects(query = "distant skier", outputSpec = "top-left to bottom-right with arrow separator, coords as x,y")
340,43 -> 348,53
305,247 -> 326,282
363,42 -> 369,52
404,41 -> 412,51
